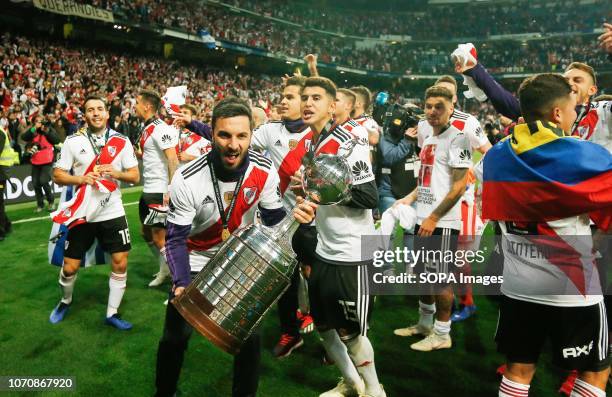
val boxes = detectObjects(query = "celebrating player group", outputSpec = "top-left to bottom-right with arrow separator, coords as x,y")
43,31 -> 612,397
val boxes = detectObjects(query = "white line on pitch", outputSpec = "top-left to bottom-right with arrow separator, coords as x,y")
12,201 -> 138,224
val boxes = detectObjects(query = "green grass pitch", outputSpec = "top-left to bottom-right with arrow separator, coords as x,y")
1,188 -> 565,396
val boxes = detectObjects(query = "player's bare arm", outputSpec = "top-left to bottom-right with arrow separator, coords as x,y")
419,167 -> 468,236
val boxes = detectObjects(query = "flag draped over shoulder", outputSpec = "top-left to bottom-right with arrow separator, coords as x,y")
48,184 -> 109,266
482,121 -> 612,230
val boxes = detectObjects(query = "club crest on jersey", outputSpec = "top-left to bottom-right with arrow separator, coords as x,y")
63,208 -> 72,217
243,186 -> 258,205
224,191 -> 234,205
288,139 -> 298,150
107,145 -> 116,157
304,139 -> 312,151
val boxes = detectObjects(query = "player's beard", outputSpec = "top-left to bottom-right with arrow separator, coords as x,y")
213,143 -> 244,170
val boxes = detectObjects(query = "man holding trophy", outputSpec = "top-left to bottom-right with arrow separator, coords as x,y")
154,97 -> 317,397
294,77 -> 386,397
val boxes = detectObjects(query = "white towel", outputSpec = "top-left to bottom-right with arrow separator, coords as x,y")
451,43 -> 488,102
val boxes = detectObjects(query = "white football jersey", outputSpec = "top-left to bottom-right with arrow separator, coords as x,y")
354,114 -> 381,135
141,118 -> 179,193
251,121 -> 311,208
574,100 -> 612,153
416,125 -> 473,230
312,120 -> 376,263
54,129 -> 138,222
499,217 -> 602,307
167,150 -> 284,272
177,130 -> 211,166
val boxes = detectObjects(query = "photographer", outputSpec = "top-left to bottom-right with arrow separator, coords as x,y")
376,103 -> 420,213
22,116 -> 60,212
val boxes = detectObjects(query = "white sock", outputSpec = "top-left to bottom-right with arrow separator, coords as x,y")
319,330 -> 362,388
147,241 -> 160,260
107,272 -> 127,318
433,319 -> 451,336
345,335 -> 383,395
418,300 -> 436,328
59,269 -> 77,304
499,376 -> 529,397
571,378 -> 605,397
159,247 -> 170,276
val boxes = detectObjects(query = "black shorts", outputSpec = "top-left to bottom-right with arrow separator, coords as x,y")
139,192 -> 166,228
64,216 -> 131,259
291,224 -> 318,265
413,225 -> 460,275
308,256 -> 371,336
495,296 -> 610,372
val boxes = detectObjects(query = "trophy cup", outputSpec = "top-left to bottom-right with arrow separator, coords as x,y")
172,143 -> 356,355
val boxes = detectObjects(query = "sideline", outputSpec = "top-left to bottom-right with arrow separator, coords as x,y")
12,201 -> 139,224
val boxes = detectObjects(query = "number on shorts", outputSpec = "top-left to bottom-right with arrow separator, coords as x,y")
118,228 -> 131,245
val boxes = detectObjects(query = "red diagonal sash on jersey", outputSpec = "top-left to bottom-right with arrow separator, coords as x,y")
140,124 -> 156,150
176,132 -> 203,154
187,166 -> 268,251
278,131 -> 312,195
52,136 -> 127,226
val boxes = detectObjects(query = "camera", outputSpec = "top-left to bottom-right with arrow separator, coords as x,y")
25,143 -> 40,157
372,92 -> 423,140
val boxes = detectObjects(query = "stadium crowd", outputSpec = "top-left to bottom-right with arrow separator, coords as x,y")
84,0 -> 608,40
73,0 -> 611,74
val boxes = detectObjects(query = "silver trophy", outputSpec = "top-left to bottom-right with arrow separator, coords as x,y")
172,140 -> 358,355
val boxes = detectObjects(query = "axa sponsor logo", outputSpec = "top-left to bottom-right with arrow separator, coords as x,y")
562,341 -> 593,358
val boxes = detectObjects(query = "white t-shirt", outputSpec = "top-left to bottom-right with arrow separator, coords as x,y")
417,110 -> 488,150
312,120 -> 376,263
416,125 -> 473,230
167,150 -> 284,272
141,118 -> 179,193
54,129 -> 138,222
251,120 -> 311,208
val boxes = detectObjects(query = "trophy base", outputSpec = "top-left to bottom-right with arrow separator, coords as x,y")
172,287 -> 243,355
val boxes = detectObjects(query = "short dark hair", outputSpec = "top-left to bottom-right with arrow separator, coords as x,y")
138,89 -> 162,112
180,103 -> 199,116
518,73 -> 573,123
284,75 -> 306,89
337,88 -> 357,106
302,76 -> 337,98
435,75 -> 457,89
211,97 -> 253,131
565,62 -> 597,86
350,86 -> 372,112
424,85 -> 454,102
82,95 -> 107,112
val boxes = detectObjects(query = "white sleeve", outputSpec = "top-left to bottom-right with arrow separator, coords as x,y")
416,120 -> 427,148
465,117 -> 489,149
120,139 -> 139,169
474,158 -> 484,183
153,124 -> 179,151
166,172 -> 197,226
448,132 -> 473,169
54,139 -> 74,171
251,123 -> 271,152
258,166 -> 284,210
343,131 -> 375,186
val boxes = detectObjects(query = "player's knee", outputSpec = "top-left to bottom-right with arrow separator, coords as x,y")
62,261 -> 80,276
337,328 -> 359,342
505,363 -> 536,383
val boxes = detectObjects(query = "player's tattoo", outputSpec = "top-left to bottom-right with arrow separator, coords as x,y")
431,167 -> 468,220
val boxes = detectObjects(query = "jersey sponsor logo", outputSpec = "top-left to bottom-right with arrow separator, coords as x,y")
161,134 -> 173,144
418,144 -> 436,188
288,139 -> 298,150
202,195 -> 214,205
276,185 -> 281,199
79,149 -> 86,154
243,186 -> 258,205
562,341 -> 593,358
224,191 -> 234,205
459,149 -> 471,161
274,139 -> 283,147
169,199 -> 176,212
351,160 -> 370,181
474,126 -> 484,138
